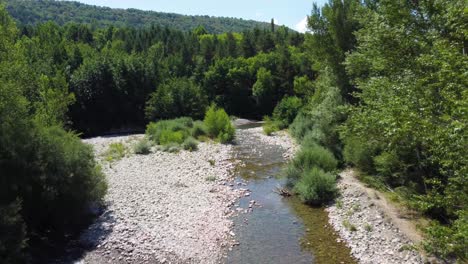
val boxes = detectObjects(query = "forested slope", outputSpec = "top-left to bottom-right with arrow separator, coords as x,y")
4,0 -> 271,33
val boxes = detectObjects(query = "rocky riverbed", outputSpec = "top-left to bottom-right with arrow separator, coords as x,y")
326,169 -> 426,264
79,135 -> 242,263
76,127 -> 429,264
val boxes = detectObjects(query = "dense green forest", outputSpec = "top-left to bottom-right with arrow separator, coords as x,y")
4,0 -> 271,33
0,0 -> 466,262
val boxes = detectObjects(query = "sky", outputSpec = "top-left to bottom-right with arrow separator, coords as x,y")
75,0 -> 327,32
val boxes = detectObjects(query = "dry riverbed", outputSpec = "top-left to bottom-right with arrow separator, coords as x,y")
79,135 -> 242,263
78,128 -> 429,264
327,169 -> 427,264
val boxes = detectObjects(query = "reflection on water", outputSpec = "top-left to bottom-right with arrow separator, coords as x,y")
226,124 -> 356,264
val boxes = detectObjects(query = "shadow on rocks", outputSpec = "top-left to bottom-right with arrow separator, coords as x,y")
44,205 -> 117,264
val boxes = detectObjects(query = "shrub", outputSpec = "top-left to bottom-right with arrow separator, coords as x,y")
133,138 -> 151,155
286,144 -> 338,187
16,126 -> 107,236
272,96 -> 303,129
182,137 -> 198,151
191,121 -> 208,139
159,130 -> 185,145
289,111 -> 315,140
158,143 -> 181,153
292,145 -> 338,173
262,116 -> 280,136
294,167 -> 338,205
424,210 -> 468,260
204,105 -> 235,143
146,117 -> 193,145
343,136 -> 378,173
104,142 -> 127,162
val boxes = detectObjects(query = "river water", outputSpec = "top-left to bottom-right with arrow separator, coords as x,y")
226,123 -> 356,264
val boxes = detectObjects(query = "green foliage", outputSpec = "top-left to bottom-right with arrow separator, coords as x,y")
145,78 -> 208,121
271,96 -> 303,129
146,117 -> 194,145
262,116 -> 280,136
338,0 -> 468,259
342,136 -> 378,173
286,144 -> 338,187
423,210 -> 468,260
104,142 -> 127,162
294,167 -> 338,205
159,130 -> 185,145
182,137 -> 199,151
0,7 -> 107,260
146,118 -> 203,152
307,0 -> 360,101
290,69 -> 344,158
191,121 -> 208,139
203,105 -> 235,143
133,138 -> 151,155
146,117 -> 193,145
5,0 -> 271,34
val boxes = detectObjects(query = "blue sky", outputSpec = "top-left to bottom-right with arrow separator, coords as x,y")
75,0 -> 327,32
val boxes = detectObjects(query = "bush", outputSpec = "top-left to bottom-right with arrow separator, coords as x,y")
133,138 -> 151,155
272,96 -> 303,129
289,111 -> 315,140
294,167 -> 338,205
146,117 -> 193,145
262,116 -> 280,136
286,144 -> 338,187
204,105 -> 235,143
182,137 -> 198,151
6,126 -> 108,239
343,136 -> 378,173
291,145 -> 338,173
424,210 -> 468,260
191,121 -> 208,139
104,142 -> 127,162
159,130 -> 185,145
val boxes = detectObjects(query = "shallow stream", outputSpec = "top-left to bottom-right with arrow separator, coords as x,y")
226,123 -> 356,264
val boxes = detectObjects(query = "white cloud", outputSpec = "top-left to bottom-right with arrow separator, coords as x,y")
295,16 -> 308,33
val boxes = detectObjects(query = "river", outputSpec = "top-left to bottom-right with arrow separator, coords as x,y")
226,123 -> 356,264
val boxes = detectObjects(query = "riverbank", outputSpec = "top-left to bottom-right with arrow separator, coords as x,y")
326,169 -> 427,264
258,128 -> 428,264
79,135 -> 242,263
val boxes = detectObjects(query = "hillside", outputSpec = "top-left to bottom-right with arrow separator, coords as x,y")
4,0 -> 271,33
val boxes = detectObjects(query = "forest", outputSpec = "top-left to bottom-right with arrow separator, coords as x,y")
4,0 -> 270,34
0,0 -> 466,263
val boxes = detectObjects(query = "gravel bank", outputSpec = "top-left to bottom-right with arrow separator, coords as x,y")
326,169 -> 425,264
79,135 -> 242,264
242,127 -> 298,159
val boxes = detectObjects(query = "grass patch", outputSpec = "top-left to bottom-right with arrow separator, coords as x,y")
342,219 -> 357,232
262,116 -> 280,136
104,142 -> 127,162
364,223 -> 373,232
133,138 -> 151,155
182,136 -> 198,151
205,175 -> 217,182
